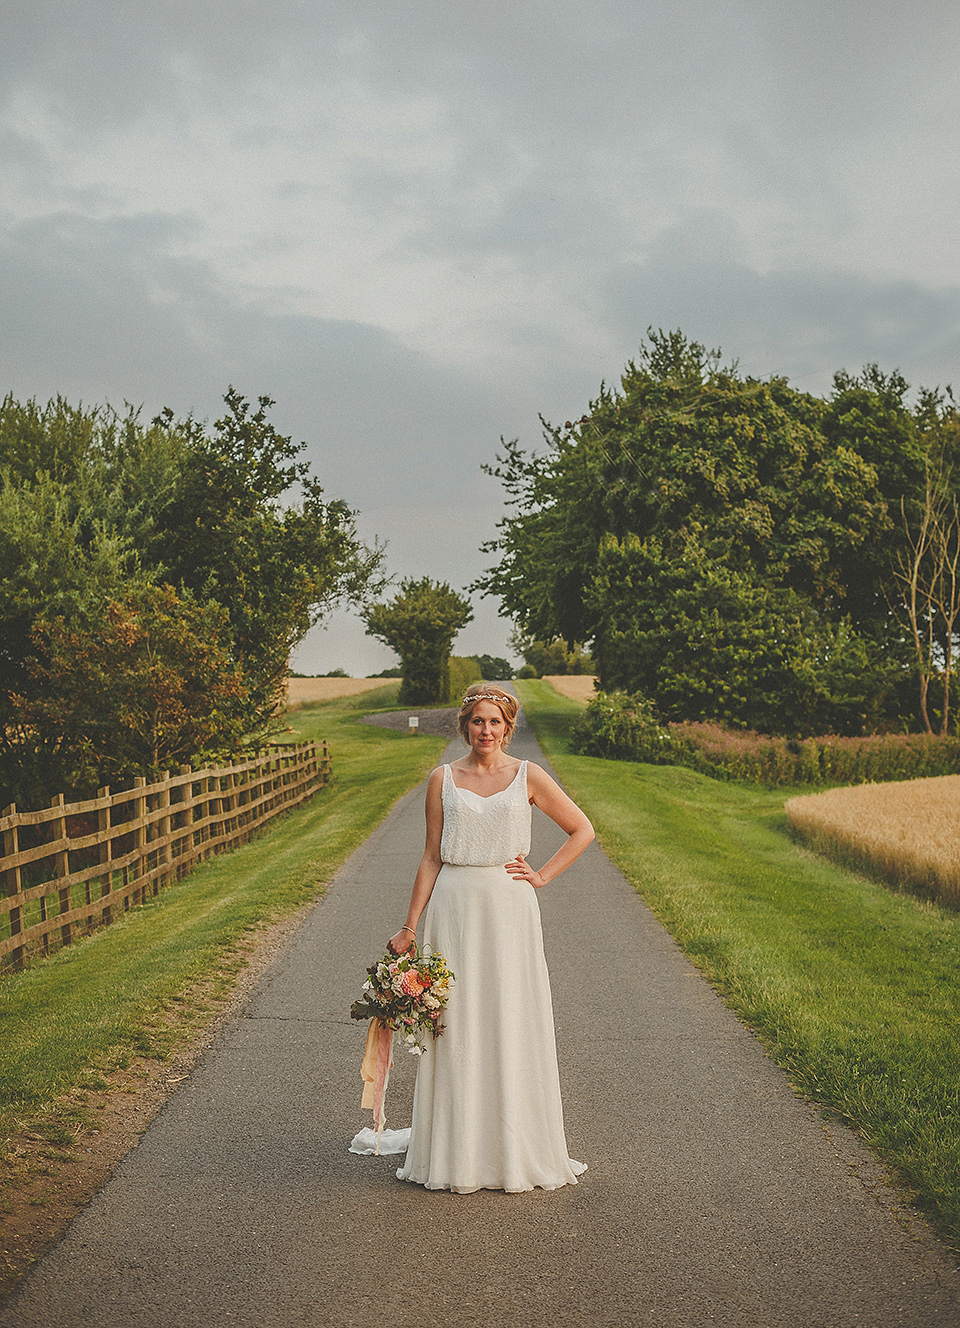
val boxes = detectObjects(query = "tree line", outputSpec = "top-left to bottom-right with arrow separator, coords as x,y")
477,330 -> 960,738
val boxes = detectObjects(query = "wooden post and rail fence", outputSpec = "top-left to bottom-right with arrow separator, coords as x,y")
0,740 -> 330,975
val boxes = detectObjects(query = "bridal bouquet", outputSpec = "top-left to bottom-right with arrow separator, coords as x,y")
350,945 -> 454,1055
350,946 -> 455,1153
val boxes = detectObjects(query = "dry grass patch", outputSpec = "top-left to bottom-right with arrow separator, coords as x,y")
786,776 -> 960,907
541,675 -> 598,704
287,676 -> 392,706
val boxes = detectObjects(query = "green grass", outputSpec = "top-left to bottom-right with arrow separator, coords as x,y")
0,685 -> 447,1143
518,680 -> 960,1250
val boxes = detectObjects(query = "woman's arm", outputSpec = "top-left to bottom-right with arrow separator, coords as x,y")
387,765 -> 445,954
504,763 -> 594,889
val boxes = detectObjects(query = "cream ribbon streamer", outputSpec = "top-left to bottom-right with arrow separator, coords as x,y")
360,1017 -> 394,1153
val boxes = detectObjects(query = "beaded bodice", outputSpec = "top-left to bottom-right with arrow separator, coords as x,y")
439,761 -> 531,866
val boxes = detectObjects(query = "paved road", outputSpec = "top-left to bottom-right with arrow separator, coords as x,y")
3,717 -> 960,1327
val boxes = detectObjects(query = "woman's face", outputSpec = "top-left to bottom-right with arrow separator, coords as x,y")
467,700 -> 507,754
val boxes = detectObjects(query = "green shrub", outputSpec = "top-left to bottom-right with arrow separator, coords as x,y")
517,664 -> 538,679
445,655 -> 482,702
571,691 -> 960,787
570,691 -> 675,763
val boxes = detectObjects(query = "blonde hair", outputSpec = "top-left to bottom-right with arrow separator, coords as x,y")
457,684 -> 519,746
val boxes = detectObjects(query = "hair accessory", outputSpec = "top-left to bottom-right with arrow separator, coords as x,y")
460,692 -> 511,705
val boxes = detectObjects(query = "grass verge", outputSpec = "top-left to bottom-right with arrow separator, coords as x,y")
0,686 -> 446,1238
518,679 -> 960,1252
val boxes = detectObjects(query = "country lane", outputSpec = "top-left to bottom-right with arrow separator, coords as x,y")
2,709 -> 959,1328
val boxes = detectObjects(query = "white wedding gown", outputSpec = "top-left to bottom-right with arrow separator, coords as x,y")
393,760 -> 586,1193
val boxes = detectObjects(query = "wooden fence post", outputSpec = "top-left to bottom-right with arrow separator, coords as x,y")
50,793 -> 71,950
157,772 -> 171,890
132,777 -> 147,906
178,766 -> 194,874
98,786 -> 112,926
2,804 -> 23,971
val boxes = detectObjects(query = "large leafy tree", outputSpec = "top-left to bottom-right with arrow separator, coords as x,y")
363,578 -> 473,705
589,532 -> 896,735
10,585 -> 248,805
0,467 -> 141,769
0,389 -> 382,805
478,330 -> 933,734
108,389 -> 384,726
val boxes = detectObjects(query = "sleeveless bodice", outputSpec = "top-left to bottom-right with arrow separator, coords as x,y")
439,762 -> 531,866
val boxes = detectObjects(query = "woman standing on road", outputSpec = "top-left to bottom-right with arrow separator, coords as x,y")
388,682 -> 594,1193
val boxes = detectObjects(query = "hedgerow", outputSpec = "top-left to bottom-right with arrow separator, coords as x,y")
570,691 -> 960,786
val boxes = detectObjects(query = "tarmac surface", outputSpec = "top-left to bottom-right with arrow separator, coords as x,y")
3,713 -> 960,1327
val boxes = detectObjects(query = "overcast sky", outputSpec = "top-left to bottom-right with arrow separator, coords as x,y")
3,1 -> 959,674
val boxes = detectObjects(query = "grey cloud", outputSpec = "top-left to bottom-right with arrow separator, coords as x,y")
0,208 -> 534,506
605,215 -> 960,394
746,0 -> 960,146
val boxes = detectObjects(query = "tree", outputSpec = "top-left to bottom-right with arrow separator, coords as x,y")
8,585 -> 248,806
0,467 -> 142,769
589,532 -> 895,735
477,329 -> 928,735
472,654 -> 516,680
126,389 -> 384,726
363,579 -> 473,705
0,388 -> 384,805
479,331 -> 889,651
890,399 -> 960,734
820,365 -> 926,638
508,633 -> 593,677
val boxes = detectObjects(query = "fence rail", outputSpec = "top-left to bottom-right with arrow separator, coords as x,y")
0,741 -> 330,974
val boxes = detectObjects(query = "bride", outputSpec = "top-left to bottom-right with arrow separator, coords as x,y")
387,682 -> 594,1193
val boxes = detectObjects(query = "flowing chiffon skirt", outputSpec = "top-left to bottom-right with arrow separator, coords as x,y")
396,862 -> 586,1193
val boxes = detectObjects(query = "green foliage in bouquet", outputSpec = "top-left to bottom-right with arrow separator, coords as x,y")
350,946 -> 455,1055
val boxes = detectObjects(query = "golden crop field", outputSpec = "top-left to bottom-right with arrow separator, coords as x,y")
541,675 -> 598,704
286,676 -> 393,707
785,775 -> 960,907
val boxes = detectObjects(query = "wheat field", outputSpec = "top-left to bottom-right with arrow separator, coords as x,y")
785,776 -> 960,907
286,676 -> 393,706
541,675 -> 598,704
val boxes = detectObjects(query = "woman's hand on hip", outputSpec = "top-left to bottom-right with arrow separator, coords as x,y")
504,853 -> 545,889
